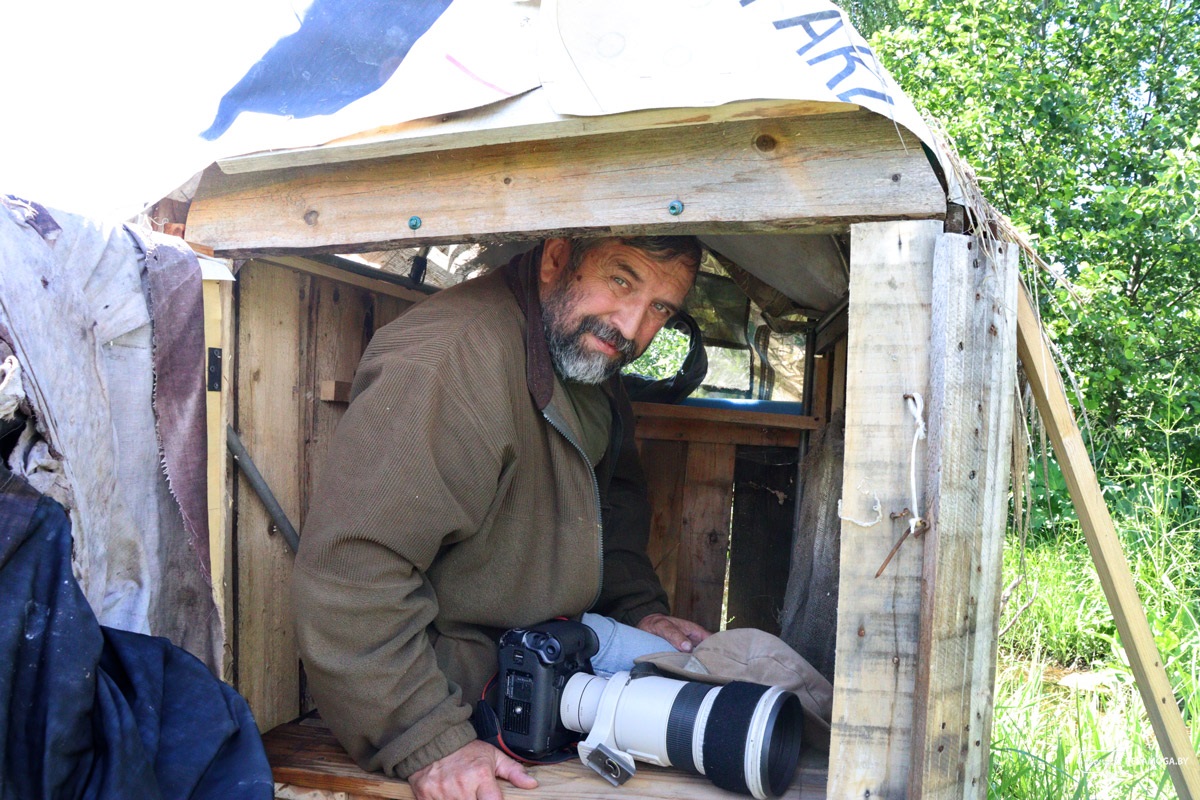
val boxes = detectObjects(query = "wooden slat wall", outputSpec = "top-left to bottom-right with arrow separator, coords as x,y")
233,259 -> 415,731
639,439 -> 689,614
827,220 -> 941,798
909,235 -> 1018,798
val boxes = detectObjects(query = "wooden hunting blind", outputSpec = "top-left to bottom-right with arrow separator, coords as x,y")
179,95 -> 1026,800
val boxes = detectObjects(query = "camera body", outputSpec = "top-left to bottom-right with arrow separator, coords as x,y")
495,619 -> 598,759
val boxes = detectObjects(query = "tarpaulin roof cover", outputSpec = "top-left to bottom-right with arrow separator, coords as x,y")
0,0 -> 951,221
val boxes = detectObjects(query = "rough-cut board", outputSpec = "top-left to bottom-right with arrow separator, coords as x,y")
1017,286 -> 1200,800
187,110 -> 945,256
827,220 -> 941,798
727,446 -> 797,634
265,717 -> 829,800
638,439 -> 689,614
909,235 -> 1018,799
235,263 -> 306,733
673,443 -> 738,632
256,255 -> 429,304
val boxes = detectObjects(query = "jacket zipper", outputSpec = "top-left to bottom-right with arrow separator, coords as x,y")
540,408 -> 605,611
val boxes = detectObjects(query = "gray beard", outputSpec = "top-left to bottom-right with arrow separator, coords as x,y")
542,283 -> 636,385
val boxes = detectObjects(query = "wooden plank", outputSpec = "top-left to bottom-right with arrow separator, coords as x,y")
255,256 -> 429,304
373,294 -> 410,333
639,440 -> 689,613
265,717 -> 829,800
188,110 -> 945,256
219,96 -> 857,175
203,278 -> 236,681
809,354 -> 831,427
727,446 -> 797,634
1017,285 -> 1200,800
826,220 -> 941,798
674,443 -> 738,632
235,262 -> 305,732
909,235 -> 1018,799
633,401 -> 819,432
634,416 -> 802,449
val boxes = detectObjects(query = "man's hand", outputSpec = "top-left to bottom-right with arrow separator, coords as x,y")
408,740 -> 538,800
636,613 -> 710,653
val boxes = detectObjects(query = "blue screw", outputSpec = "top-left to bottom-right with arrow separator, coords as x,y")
668,200 -> 684,216
408,216 -> 422,230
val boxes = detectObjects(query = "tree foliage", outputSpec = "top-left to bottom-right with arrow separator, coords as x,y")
869,0 -> 1200,476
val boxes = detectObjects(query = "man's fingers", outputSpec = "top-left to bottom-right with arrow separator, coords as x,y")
494,754 -> 539,789
474,775 -> 505,800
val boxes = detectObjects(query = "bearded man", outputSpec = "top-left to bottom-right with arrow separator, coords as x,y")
293,236 -> 710,800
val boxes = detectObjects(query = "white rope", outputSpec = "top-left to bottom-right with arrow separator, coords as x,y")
837,481 -> 882,528
904,393 -> 927,536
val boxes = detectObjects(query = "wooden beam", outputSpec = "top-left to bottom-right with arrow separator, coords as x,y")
632,401 -> 819,432
674,443 -> 738,632
634,416 -> 802,449
187,110 -> 945,256
827,220 -> 941,798
254,256 -> 428,304
1017,285 -> 1200,800
909,234 -> 1018,799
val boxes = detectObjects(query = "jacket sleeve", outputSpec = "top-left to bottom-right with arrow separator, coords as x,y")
593,386 -> 670,626
292,355 -> 505,778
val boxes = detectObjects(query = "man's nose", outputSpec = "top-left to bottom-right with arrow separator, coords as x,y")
609,303 -> 646,342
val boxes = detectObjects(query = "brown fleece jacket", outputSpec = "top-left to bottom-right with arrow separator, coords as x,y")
292,253 -> 669,779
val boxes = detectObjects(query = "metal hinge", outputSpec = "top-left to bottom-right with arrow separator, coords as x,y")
207,348 -> 222,391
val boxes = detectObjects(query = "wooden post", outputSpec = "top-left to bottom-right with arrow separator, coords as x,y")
909,234 -> 1018,799
203,278 -> 236,681
1017,285 -> 1200,800
827,220 -> 941,798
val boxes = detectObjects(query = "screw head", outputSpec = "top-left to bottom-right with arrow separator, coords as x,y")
667,200 -> 684,216
408,215 -> 422,230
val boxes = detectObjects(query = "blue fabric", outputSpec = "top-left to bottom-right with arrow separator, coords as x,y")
0,471 -> 273,800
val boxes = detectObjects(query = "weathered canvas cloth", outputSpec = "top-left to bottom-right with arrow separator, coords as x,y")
0,196 -> 219,669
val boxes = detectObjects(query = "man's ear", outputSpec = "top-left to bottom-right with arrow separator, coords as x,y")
539,238 -> 570,287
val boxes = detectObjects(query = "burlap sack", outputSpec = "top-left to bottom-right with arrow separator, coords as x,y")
635,628 -> 833,752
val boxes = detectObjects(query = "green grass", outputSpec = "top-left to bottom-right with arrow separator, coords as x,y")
989,422 -> 1200,799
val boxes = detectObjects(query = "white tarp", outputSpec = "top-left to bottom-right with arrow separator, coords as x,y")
1,0 -> 951,221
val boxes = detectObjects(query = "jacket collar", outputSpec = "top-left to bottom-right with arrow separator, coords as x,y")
502,246 -> 556,411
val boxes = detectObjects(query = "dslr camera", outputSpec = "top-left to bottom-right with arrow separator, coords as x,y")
493,620 -> 803,799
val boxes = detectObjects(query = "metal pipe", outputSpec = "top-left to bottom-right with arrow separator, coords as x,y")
226,424 -> 300,553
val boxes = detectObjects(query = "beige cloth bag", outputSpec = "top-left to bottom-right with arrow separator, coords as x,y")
635,628 -> 833,752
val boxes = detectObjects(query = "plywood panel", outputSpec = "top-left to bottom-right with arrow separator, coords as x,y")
674,443 -> 737,632
188,111 -> 945,256
235,263 -> 306,732
909,235 -> 1018,799
826,220 -> 940,798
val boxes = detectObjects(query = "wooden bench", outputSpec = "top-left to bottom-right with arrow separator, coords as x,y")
265,716 -> 829,799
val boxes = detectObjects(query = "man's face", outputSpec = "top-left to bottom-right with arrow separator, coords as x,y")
539,238 -> 695,385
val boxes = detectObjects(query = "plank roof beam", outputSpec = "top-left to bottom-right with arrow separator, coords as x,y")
186,110 -> 945,258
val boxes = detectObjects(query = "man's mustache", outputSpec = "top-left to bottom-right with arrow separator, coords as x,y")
576,316 -> 636,363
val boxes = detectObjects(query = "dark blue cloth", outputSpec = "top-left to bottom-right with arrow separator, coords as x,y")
0,471 -> 274,799
201,0 -> 453,140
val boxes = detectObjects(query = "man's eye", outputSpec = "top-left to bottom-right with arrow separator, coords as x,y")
613,276 -> 629,288
652,303 -> 670,315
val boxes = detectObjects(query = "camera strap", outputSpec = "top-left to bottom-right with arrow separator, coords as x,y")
472,676 -> 579,765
